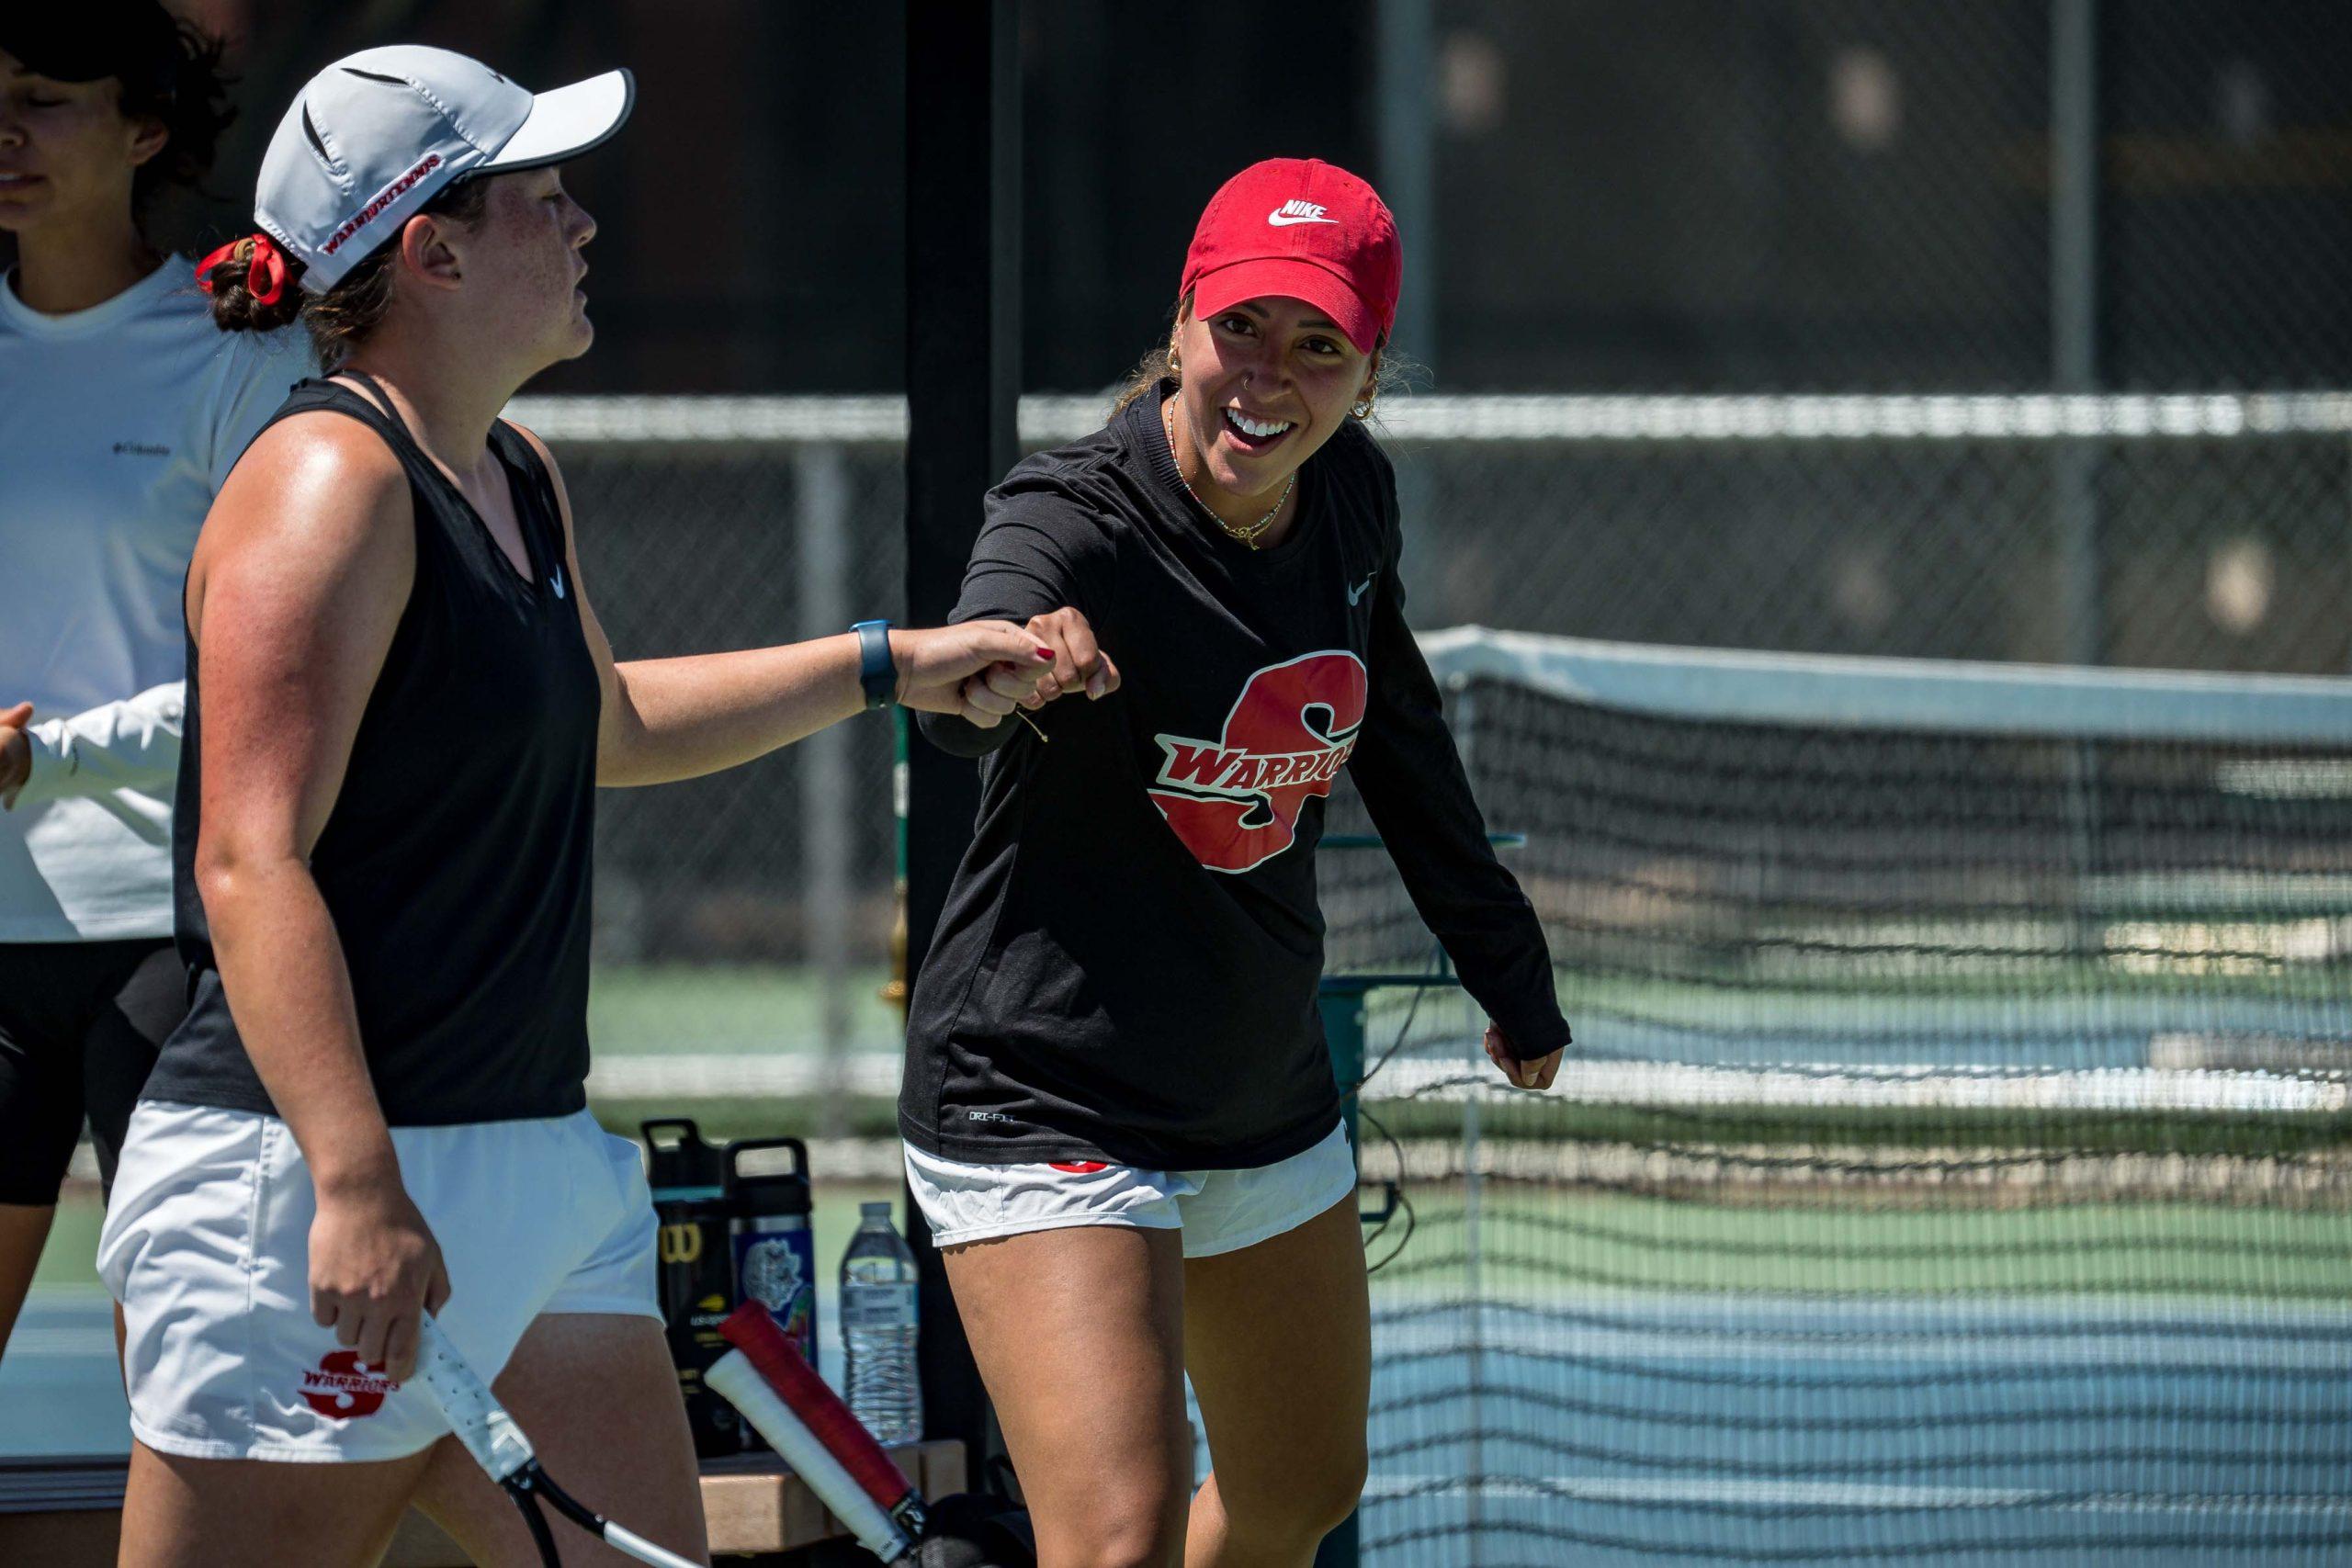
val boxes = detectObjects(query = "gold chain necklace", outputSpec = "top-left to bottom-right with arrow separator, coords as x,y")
1163,398 -> 1293,550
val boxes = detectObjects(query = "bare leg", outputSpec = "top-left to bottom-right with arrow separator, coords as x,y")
944,1224 -> 1192,1568
1182,1195 -> 1370,1568
412,1312 -> 709,1567
0,1201 -> 55,1364
119,1440 -> 435,1568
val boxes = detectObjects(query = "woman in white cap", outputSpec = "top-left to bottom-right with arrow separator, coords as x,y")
96,46 -> 1059,1565
0,3 -> 313,1363
905,159 -> 1568,1566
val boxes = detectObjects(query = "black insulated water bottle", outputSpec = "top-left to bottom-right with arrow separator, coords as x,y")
643,1118 -> 748,1457
724,1136 -> 816,1452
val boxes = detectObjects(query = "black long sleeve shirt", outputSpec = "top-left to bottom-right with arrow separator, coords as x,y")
903,385 -> 1568,1169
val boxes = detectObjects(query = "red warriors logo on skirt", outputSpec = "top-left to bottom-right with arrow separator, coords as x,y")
300,1349 -> 400,1418
1150,652 -> 1368,874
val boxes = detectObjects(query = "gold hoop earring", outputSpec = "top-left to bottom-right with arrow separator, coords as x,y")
1352,394 -> 1377,421
1167,346 -> 1181,377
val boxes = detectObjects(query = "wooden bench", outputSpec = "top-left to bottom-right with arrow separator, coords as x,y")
0,1443 -> 963,1564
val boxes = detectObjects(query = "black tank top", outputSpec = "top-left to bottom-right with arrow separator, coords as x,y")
144,375 -> 603,1125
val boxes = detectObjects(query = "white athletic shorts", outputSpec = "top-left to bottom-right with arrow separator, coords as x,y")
97,1100 -> 661,1463
904,1119 -> 1356,1258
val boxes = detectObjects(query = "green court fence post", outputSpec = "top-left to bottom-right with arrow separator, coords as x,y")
1317,977 -> 1371,1568
1323,981 -> 1371,1152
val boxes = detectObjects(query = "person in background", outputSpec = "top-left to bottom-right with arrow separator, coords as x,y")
0,2 -> 314,1362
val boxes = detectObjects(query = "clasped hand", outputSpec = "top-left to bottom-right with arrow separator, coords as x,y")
955,607 -> 1122,726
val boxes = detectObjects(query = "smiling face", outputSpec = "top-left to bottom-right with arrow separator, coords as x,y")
1167,294 -> 1379,510
0,51 -> 165,239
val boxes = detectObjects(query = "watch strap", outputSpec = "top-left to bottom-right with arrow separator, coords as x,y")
852,620 -> 895,711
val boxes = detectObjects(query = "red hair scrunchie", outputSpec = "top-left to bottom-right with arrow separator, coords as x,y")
196,232 -> 290,308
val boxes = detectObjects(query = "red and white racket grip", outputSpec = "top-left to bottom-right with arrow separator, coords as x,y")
706,1301 -> 928,1563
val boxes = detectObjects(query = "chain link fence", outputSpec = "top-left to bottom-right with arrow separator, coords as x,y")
512,403 -> 913,1097
1412,0 -> 2352,392
2098,0 -> 2352,389
514,389 -> 2352,1077
1383,394 -> 2352,672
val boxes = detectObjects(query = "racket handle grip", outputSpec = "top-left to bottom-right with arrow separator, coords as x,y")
707,1348 -> 915,1562
414,1314 -> 537,1483
718,1302 -> 915,1517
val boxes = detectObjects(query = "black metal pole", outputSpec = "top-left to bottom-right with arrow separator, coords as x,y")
903,0 -> 1022,1481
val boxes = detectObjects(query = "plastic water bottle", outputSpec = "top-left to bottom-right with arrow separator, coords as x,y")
840,1201 -> 922,1446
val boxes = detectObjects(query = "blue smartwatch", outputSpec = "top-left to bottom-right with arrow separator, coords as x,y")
852,620 -> 896,710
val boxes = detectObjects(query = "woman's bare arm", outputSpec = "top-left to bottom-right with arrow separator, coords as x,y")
186,412 -> 449,1379
510,424 -> 1060,788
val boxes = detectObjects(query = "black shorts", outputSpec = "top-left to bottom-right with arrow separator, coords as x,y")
0,939 -> 184,1204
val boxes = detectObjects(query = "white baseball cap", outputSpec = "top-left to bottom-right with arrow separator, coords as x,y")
254,46 -> 634,294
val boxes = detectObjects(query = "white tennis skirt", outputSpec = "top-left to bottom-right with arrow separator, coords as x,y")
904,1119 -> 1357,1259
98,1100 -> 661,1463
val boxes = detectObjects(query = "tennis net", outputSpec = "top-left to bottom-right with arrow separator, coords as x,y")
1322,628 -> 2352,1565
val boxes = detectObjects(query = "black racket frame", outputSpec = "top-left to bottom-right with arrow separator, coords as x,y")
500,1459 -> 628,1566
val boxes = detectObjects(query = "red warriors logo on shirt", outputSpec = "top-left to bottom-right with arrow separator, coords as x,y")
300,1349 -> 399,1418
1149,652 -> 1368,874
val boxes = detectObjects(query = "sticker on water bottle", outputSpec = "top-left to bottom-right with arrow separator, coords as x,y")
733,1226 -> 817,1363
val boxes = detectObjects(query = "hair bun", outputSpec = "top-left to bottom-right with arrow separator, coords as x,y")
202,241 -> 306,333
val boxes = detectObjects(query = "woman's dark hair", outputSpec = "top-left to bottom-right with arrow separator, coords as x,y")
122,18 -> 237,223
206,176 -> 494,367
1109,292 -> 1399,422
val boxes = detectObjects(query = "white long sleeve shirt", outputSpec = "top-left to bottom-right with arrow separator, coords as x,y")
0,259 -> 314,941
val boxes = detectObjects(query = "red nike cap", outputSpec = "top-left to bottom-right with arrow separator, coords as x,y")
1179,157 -> 1401,355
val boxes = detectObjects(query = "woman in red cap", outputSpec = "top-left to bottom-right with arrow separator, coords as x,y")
907,158 -> 1568,1566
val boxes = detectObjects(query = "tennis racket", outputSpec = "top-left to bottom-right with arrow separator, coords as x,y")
706,1301 -> 924,1562
413,1314 -> 705,1568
